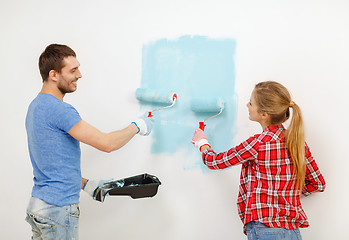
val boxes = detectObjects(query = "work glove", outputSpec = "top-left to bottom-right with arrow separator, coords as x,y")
132,112 -> 154,136
83,179 -> 113,199
191,128 -> 211,151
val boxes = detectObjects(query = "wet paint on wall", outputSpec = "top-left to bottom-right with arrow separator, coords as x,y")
138,35 -> 238,170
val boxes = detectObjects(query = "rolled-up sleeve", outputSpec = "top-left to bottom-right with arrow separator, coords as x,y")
202,136 -> 259,170
302,143 -> 326,196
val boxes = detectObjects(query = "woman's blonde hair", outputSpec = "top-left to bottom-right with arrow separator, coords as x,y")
254,81 -> 306,192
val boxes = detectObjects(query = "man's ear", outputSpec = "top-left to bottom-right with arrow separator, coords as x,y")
48,70 -> 58,82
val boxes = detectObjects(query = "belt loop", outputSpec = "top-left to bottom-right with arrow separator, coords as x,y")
77,205 -> 80,216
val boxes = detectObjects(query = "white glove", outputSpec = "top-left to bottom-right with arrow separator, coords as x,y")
132,112 -> 154,136
191,128 -> 211,151
83,179 -> 112,198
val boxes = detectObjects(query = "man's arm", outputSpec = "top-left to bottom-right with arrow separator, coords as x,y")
68,120 -> 139,153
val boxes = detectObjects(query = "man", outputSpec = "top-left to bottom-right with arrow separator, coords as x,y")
25,44 -> 153,239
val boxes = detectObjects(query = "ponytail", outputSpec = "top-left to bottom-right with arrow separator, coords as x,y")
285,102 -> 306,192
254,81 -> 306,192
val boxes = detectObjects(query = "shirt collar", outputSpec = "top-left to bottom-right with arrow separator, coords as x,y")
264,124 -> 285,132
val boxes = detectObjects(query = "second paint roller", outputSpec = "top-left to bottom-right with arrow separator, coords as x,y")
136,88 -> 177,117
191,97 -> 225,131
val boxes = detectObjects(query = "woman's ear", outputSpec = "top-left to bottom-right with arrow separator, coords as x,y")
260,112 -> 270,120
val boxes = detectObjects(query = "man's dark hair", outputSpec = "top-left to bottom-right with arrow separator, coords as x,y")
39,44 -> 76,82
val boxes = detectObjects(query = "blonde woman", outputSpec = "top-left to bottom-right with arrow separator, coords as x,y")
192,81 -> 325,240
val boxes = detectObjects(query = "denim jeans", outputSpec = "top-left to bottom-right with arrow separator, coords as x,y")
25,197 -> 80,240
246,221 -> 302,240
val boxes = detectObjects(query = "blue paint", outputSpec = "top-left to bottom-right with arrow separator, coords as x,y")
190,97 -> 224,113
139,35 -> 237,169
136,88 -> 176,105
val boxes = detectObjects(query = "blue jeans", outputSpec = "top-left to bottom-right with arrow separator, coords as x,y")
25,197 -> 80,240
246,221 -> 302,240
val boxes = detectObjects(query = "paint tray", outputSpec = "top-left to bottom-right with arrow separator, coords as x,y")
94,173 -> 161,202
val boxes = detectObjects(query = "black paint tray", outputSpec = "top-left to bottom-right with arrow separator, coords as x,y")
94,173 -> 161,202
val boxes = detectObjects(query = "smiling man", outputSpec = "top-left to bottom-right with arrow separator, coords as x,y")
25,44 -> 154,239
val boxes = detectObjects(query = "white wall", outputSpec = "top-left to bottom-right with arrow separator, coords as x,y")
1,0 -> 348,239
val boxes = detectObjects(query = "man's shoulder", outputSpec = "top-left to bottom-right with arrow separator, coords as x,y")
37,93 -> 76,110
29,93 -> 79,121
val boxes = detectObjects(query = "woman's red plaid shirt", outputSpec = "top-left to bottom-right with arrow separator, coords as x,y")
202,125 -> 326,234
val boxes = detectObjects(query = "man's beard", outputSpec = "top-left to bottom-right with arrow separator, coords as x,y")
58,81 -> 75,94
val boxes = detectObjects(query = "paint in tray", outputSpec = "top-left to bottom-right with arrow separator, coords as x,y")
94,173 -> 161,202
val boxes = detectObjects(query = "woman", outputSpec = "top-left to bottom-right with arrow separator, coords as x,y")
192,81 -> 326,240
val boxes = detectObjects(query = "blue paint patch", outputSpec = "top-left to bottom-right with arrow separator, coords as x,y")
138,35 -> 237,170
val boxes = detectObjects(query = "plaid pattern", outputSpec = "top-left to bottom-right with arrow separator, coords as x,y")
202,125 -> 325,234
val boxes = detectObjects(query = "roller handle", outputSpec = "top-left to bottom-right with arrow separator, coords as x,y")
147,93 -> 177,118
199,122 -> 206,131
172,93 -> 177,101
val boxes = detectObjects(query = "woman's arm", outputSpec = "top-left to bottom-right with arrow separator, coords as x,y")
202,136 -> 259,170
302,143 -> 326,195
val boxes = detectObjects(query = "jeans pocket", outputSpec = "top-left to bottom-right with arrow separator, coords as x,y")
69,205 -> 80,218
67,205 -> 80,239
292,229 -> 303,240
256,227 -> 285,240
31,215 -> 56,239
247,230 -> 253,240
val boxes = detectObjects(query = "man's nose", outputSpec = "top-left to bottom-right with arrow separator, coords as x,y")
76,69 -> 82,79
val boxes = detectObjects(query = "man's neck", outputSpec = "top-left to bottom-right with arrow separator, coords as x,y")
40,82 -> 65,101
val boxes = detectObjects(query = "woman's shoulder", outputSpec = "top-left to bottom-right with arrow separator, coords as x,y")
258,125 -> 286,142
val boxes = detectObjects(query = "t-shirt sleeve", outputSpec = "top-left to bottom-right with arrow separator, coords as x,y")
53,102 -> 82,132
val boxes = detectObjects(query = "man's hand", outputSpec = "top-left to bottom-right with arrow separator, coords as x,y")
132,112 -> 155,136
83,179 -> 112,199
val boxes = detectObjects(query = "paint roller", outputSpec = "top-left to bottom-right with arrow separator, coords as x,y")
191,97 -> 224,131
136,88 -> 177,117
